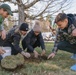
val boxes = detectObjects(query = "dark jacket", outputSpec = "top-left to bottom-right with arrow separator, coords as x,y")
3,28 -> 22,53
22,30 -> 45,52
52,17 -> 76,53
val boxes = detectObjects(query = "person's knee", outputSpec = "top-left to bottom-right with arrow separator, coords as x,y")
57,42 -> 67,50
33,42 -> 40,48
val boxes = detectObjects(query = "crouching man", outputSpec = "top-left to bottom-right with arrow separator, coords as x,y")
47,13 -> 76,71
2,23 -> 31,59
48,13 -> 76,59
22,21 -> 46,58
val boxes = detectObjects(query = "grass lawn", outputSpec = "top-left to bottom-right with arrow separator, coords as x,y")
0,42 -> 76,75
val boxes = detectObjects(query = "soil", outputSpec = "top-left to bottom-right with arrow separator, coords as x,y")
24,53 -> 48,63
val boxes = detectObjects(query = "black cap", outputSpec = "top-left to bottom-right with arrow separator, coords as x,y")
19,23 -> 29,31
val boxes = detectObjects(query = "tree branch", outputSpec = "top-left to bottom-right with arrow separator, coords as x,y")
24,0 -> 40,9
24,0 -> 54,19
0,0 -> 20,5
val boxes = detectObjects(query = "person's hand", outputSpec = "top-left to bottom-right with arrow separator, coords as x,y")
72,29 -> 76,36
41,50 -> 46,56
1,30 -> 6,40
34,50 -> 39,58
0,47 -> 6,54
47,53 -> 56,59
21,51 -> 31,58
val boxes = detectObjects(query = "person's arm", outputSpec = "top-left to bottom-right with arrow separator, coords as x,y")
0,18 -> 6,40
13,33 -> 23,53
27,45 -> 34,52
38,33 -> 46,56
71,24 -> 76,36
48,29 -> 63,59
52,31 -> 62,54
23,32 -> 39,58
22,33 -> 34,52
39,33 -> 46,50
13,33 -> 31,58
0,47 -> 6,54
0,16 -> 4,31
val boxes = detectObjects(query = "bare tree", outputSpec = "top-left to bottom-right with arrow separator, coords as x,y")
0,0 -> 72,25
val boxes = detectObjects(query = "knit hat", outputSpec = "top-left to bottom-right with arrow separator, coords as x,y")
33,21 -> 41,32
19,23 -> 29,31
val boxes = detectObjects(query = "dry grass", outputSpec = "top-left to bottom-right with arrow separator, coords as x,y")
0,42 -> 76,75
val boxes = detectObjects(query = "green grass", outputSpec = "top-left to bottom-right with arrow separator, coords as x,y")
0,42 -> 76,75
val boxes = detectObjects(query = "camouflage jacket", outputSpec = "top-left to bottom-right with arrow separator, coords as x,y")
52,17 -> 76,53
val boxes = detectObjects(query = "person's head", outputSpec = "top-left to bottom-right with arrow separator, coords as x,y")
0,4 -> 13,18
33,21 -> 41,36
55,13 -> 68,29
19,23 -> 29,36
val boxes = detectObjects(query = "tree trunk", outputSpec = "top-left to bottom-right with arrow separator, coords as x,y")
18,5 -> 25,25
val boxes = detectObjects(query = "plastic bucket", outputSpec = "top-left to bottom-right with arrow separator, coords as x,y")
1,47 -> 11,58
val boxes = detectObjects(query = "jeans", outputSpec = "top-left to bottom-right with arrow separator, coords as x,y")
57,41 -> 76,53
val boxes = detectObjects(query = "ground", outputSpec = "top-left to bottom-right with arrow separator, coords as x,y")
0,42 -> 76,75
